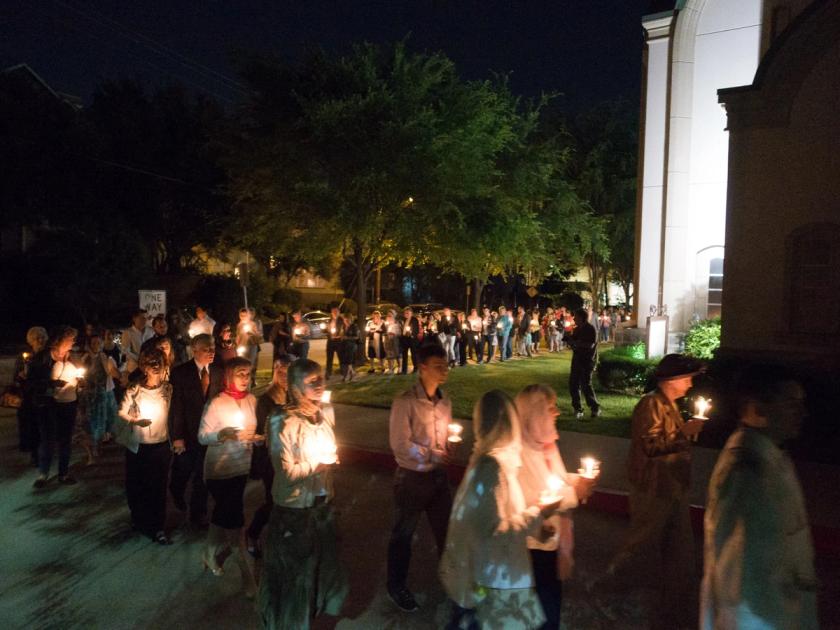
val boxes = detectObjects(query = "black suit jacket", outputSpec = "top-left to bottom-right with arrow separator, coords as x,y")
168,360 -> 224,447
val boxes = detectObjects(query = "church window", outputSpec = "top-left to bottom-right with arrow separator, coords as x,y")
707,258 -> 723,318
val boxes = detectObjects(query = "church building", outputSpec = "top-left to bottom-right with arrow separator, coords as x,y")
634,0 -> 838,364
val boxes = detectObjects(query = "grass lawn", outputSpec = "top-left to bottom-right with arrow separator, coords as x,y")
327,351 -> 638,439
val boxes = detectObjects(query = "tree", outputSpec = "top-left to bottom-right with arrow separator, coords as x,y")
224,41 -> 534,341
568,100 -> 638,309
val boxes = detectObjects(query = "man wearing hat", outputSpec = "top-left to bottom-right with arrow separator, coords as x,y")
600,353 -> 705,629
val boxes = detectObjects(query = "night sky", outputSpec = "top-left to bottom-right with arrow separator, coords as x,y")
2,0 -> 655,110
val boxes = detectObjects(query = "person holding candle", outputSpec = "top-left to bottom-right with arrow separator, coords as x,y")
515,384 -> 596,629
246,354 -> 292,558
438,307 -> 459,368
466,308 -> 483,364
597,353 -> 704,629
383,311 -> 401,374
339,314 -> 360,382
386,343 -> 457,612
235,308 -> 261,383
290,310 -> 312,361
399,307 -> 421,374
259,359 -> 347,628
366,310 -> 385,373
213,321 -> 238,366
189,306 -> 216,338
116,347 -> 173,544
700,365 -> 817,630
197,356 -> 259,596
80,331 -> 122,458
479,307 -> 497,364
28,326 -> 80,487
120,310 -> 154,376
324,306 -> 346,379
168,333 -> 225,528
439,389 -> 564,629
455,311 -> 469,367
17,326 -> 48,465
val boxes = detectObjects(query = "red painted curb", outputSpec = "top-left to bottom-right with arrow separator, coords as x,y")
338,445 -> 840,559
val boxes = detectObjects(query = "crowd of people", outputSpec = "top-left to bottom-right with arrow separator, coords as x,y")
7,301 -> 818,629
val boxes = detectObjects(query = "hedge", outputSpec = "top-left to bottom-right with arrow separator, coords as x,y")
596,345 -> 658,394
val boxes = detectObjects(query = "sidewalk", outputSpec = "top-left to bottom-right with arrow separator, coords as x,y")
331,402 -> 840,556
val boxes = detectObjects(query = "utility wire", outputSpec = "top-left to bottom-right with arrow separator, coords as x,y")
51,0 -> 249,95
28,1 -> 237,103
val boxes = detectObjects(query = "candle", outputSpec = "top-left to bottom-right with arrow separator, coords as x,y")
563,320 -> 571,328
579,457 -> 600,479
305,432 -> 338,465
461,324 -> 468,331
446,316 -> 450,322
694,397 -> 711,420
330,326 -> 336,335
294,326 -> 302,336
447,422 -> 463,443
233,409 -> 245,429
75,366 -> 86,379
496,322 -> 502,329
243,323 -> 252,333
404,325 -> 410,334
237,345 -> 247,357
321,390 -> 332,404
539,474 -> 565,505
22,352 -> 30,360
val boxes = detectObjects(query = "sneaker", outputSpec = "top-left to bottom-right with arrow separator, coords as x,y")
33,476 -> 48,489
574,411 -> 584,420
387,586 -> 419,612
58,475 -> 77,485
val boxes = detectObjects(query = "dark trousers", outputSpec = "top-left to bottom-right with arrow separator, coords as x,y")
467,332 -> 482,362
169,444 -> 208,519
569,359 -> 599,413
206,475 -> 248,529
457,337 -> 468,366
399,338 -> 418,374
481,334 -> 495,362
531,549 -> 562,629
38,401 -> 76,477
247,465 -> 275,541
325,340 -> 341,376
125,442 -> 171,535
292,341 -> 309,361
387,467 -> 452,589
18,403 -> 40,462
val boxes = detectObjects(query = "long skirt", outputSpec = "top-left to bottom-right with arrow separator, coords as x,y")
85,388 -> 117,443
475,586 -> 545,629
259,502 -> 347,629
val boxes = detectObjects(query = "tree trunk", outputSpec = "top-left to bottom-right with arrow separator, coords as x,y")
472,277 -> 485,311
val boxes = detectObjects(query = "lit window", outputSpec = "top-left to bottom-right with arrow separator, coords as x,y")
707,257 -> 723,318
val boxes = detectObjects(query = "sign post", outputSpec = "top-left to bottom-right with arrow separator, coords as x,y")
139,290 -> 167,318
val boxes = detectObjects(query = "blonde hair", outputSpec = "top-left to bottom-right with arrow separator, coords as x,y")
514,384 -> 556,423
26,326 -> 48,348
472,390 -> 520,457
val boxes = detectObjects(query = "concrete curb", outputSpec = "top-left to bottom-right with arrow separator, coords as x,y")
338,444 -> 840,559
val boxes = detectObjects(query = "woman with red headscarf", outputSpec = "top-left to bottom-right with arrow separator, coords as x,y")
198,356 -> 260,597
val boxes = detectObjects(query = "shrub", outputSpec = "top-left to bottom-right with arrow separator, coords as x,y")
596,348 -> 658,394
684,317 -> 721,359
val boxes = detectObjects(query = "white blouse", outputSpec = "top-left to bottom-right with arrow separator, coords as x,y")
198,392 -> 257,480
118,383 -> 170,446
51,360 -> 79,403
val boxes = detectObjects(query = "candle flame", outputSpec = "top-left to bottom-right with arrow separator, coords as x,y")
580,456 -> 600,479
695,397 -> 711,418
321,390 -> 332,404
75,367 -> 86,379
547,475 -> 564,492
237,345 -> 247,356
447,422 -> 463,443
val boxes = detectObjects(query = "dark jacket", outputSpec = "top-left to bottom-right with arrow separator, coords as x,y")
566,322 -> 598,364
400,316 -> 420,341
168,359 -> 224,447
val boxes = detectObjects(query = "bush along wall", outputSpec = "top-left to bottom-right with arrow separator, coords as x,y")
684,317 -> 721,359
595,344 -> 658,394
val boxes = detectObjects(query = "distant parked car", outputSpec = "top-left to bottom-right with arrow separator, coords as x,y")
407,303 -> 443,316
302,310 -> 330,339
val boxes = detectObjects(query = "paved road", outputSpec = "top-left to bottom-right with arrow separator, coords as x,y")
2,404 -> 838,629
